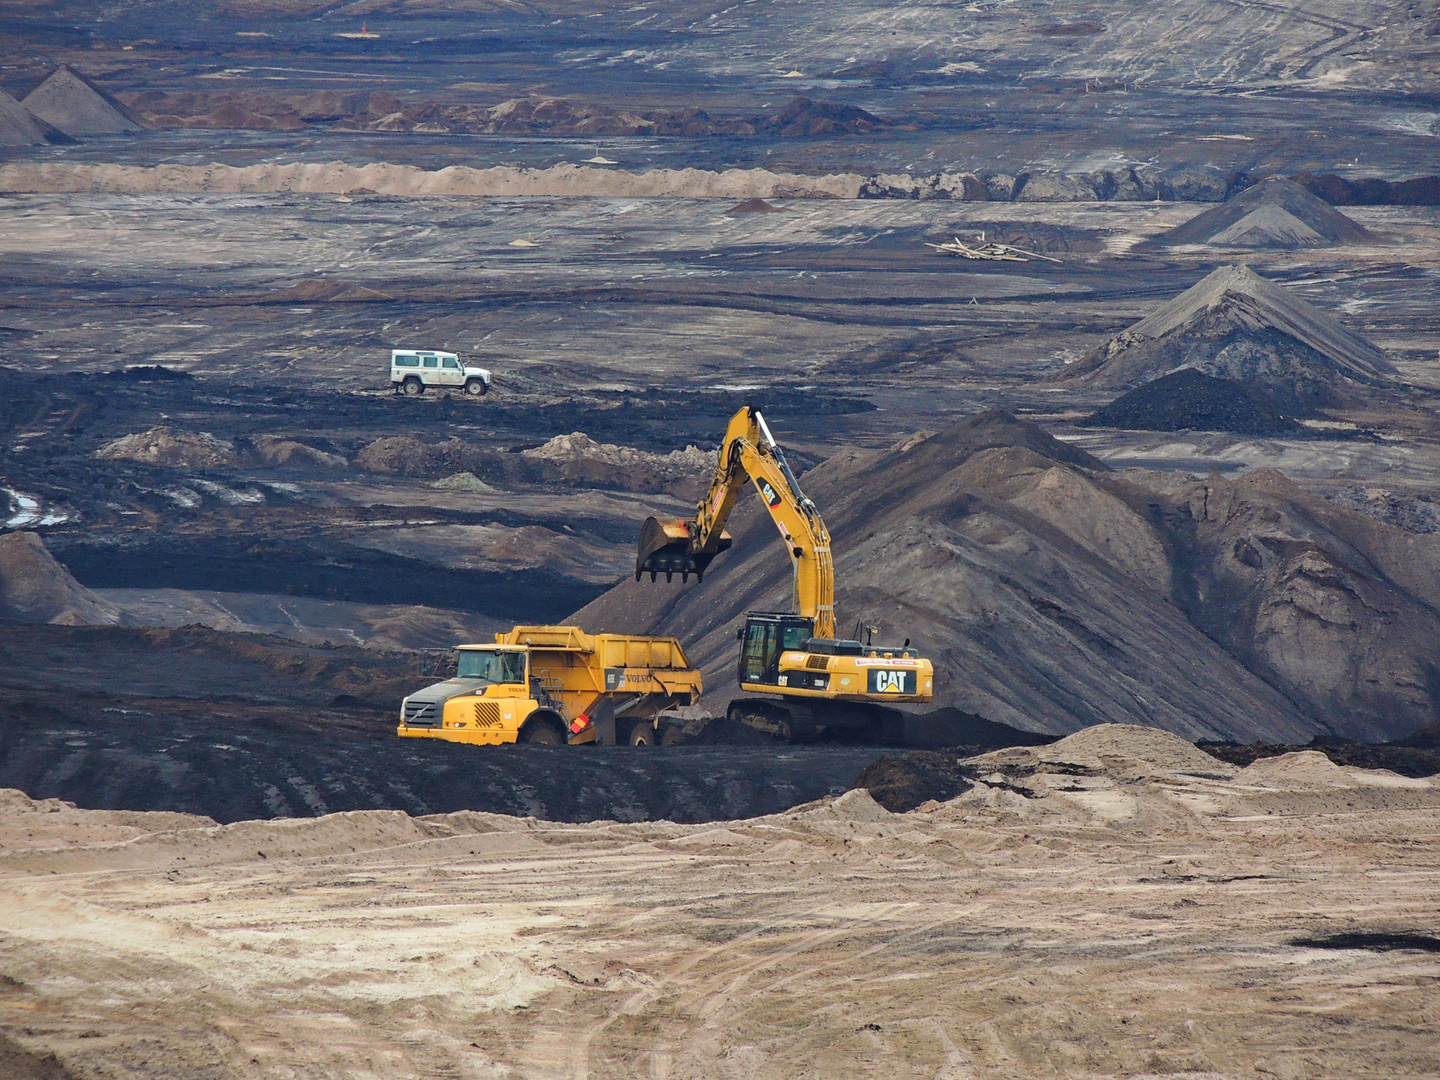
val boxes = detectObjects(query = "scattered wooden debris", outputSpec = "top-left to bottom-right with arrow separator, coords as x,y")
925,234 -> 1063,263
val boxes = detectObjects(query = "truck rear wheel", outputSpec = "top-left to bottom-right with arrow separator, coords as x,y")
402,376 -> 424,396
464,378 -> 487,396
628,723 -> 656,747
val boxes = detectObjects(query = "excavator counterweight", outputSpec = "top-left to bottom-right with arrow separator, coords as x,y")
633,406 -> 934,740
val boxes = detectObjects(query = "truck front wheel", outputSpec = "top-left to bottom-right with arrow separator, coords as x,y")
628,723 -> 656,747
464,378 -> 487,396
402,377 -> 424,396
520,716 -> 565,745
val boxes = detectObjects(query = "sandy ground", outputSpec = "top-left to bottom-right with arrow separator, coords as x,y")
1,725 -> 1436,1080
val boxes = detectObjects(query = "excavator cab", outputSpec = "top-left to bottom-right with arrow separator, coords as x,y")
736,612 -> 815,685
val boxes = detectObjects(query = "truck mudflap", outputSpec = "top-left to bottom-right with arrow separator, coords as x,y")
574,697 -> 617,746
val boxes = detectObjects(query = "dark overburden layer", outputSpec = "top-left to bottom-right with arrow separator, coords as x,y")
0,625 -> 885,823
1200,739 -> 1440,779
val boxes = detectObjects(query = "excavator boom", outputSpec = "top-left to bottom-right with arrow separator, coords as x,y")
635,405 -> 933,736
636,406 -> 835,637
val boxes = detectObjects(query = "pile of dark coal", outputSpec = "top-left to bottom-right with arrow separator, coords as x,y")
1080,369 -> 1307,434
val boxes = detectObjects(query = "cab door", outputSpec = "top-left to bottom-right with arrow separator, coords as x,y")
738,618 -> 779,685
438,355 -> 465,386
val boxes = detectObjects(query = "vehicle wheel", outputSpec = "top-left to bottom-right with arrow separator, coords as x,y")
402,377 -> 423,396
521,720 -> 563,745
629,723 -> 656,747
464,379 -> 487,396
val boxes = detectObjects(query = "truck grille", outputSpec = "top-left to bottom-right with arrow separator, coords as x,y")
473,701 -> 503,728
403,700 -> 438,727
805,655 -> 830,670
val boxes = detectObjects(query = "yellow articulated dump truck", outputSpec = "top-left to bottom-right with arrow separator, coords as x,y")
397,625 -> 703,747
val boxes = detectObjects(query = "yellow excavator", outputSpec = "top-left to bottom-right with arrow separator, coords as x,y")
636,405 -> 934,740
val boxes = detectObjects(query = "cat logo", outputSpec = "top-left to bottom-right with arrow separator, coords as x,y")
758,479 -> 783,508
868,669 -> 916,695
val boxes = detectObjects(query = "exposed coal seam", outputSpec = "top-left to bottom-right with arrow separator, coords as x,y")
45,538 -> 609,621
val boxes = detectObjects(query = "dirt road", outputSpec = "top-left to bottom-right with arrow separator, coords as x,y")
2,724 -> 1436,1079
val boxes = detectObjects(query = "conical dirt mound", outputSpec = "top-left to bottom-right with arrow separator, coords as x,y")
0,89 -> 49,146
21,66 -> 144,137
1062,264 -> 1392,390
1157,177 -> 1369,249
0,531 -> 121,626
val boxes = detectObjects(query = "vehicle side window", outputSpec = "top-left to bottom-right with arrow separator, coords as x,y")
394,355 -> 419,367
442,358 -> 460,370
423,356 -> 438,368
502,652 -> 525,683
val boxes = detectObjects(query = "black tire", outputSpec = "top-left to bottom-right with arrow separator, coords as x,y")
402,377 -> 423,396
629,723 -> 656,747
521,719 -> 564,745
464,379 -> 487,396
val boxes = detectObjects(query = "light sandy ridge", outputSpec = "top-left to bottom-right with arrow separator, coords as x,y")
0,160 -> 868,199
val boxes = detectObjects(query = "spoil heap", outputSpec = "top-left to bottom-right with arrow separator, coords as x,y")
20,66 -> 144,137
95,426 -> 237,469
1062,264 -> 1392,392
0,532 -> 121,625
0,89 -> 49,146
1156,177 -> 1371,249
575,411 -> 1440,742
520,432 -> 716,495
729,197 -> 783,214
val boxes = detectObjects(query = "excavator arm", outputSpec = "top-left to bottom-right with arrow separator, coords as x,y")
635,406 -> 835,639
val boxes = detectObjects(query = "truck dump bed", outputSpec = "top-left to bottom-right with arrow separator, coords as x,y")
499,625 -> 699,697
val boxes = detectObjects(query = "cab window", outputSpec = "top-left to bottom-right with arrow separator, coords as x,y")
780,625 -> 811,651
457,649 -> 526,683
442,357 -> 460,370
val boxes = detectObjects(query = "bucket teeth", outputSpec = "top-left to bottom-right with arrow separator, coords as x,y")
635,516 -> 730,582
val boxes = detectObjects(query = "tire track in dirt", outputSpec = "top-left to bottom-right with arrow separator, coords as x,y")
572,902 -> 923,1077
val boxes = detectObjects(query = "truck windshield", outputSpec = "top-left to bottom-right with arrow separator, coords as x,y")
457,649 -> 526,683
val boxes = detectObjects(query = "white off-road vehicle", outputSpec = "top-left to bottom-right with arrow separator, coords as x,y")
390,349 -> 491,396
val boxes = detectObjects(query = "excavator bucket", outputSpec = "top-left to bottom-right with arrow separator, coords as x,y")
635,516 -> 730,583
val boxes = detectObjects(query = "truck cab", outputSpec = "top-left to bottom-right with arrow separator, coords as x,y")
391,349 -> 491,397
397,626 -> 702,746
